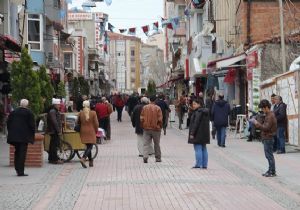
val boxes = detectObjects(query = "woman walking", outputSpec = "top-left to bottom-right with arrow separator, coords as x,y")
78,100 -> 99,168
115,94 -> 125,122
188,98 -> 210,169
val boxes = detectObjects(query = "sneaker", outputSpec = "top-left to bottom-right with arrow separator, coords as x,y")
143,158 -> 148,163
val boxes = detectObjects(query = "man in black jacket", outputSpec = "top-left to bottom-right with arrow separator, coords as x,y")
47,98 -> 63,164
7,99 -> 35,176
131,97 -> 154,157
273,96 -> 287,154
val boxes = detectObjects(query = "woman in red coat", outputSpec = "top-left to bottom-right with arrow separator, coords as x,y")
115,94 -> 125,122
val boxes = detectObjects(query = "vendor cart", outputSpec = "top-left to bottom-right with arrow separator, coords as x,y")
43,112 -> 98,162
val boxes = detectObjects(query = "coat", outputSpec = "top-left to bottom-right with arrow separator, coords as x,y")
211,99 -> 231,127
78,110 -> 99,144
273,102 -> 287,128
7,107 -> 35,144
131,103 -> 145,134
188,108 -> 210,145
47,106 -> 62,134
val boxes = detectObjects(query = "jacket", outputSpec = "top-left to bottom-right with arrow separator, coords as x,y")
7,107 -> 35,144
95,103 -> 110,119
131,103 -> 146,134
47,106 -> 62,134
256,111 -> 277,140
273,102 -> 287,127
140,103 -> 163,131
155,99 -> 170,125
188,108 -> 210,145
78,110 -> 99,144
211,99 -> 230,127
115,97 -> 125,108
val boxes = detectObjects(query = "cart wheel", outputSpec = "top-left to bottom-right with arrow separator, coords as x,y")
57,140 -> 73,162
76,144 -> 98,160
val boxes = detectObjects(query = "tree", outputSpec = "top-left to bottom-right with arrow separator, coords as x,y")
78,76 -> 90,96
38,65 -> 54,112
56,81 -> 66,98
71,77 -> 80,100
147,79 -> 156,96
11,48 -> 42,116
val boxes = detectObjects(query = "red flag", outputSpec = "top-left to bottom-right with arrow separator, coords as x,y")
142,25 -> 149,35
167,23 -> 173,30
119,29 -> 127,33
153,22 -> 159,28
128,27 -> 136,35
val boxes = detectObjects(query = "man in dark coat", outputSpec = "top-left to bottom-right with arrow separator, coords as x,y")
188,98 -> 210,169
211,93 -> 231,147
273,95 -> 287,154
127,93 -> 139,116
47,98 -> 63,164
155,94 -> 171,135
131,97 -> 154,157
7,99 -> 35,176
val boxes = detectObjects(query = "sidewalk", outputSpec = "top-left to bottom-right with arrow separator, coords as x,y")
0,112 -> 300,209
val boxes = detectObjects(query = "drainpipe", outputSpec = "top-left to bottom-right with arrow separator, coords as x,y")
246,0 -> 251,46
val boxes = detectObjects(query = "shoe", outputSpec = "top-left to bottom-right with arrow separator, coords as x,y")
49,160 -> 64,164
277,151 -> 285,154
191,166 -> 200,169
148,153 -> 154,156
163,129 -> 166,135
89,160 -> 93,167
221,145 -> 226,148
17,173 -> 28,176
80,158 -> 87,168
202,167 -> 207,169
156,159 -> 162,162
138,155 -> 143,157
143,158 -> 148,163
265,172 -> 276,177
262,171 -> 270,176
212,136 -> 215,140
247,139 -> 252,142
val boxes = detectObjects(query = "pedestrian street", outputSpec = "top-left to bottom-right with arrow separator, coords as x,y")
1,113 -> 300,210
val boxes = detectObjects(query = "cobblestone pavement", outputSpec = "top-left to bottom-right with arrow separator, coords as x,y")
1,112 -> 300,210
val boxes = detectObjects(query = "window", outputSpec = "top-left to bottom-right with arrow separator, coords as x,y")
64,53 -> 72,69
28,14 -> 42,50
131,49 -> 135,57
54,0 -> 61,8
177,5 -> 185,17
196,13 -> 203,33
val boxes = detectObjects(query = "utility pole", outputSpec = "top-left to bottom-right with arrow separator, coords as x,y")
279,0 -> 287,72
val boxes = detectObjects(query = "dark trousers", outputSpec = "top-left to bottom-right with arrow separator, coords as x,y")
107,118 -> 111,139
83,143 -> 93,160
263,139 -> 276,173
99,117 -> 109,134
49,134 -> 60,161
116,107 -> 123,121
13,143 -> 28,175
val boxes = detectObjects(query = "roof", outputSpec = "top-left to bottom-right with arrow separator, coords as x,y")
108,32 -> 141,42
250,31 -> 300,47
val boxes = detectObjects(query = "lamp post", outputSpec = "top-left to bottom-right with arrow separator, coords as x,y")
279,0 -> 287,72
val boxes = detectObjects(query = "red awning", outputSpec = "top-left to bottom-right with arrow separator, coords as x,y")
156,75 -> 184,88
0,35 -> 21,52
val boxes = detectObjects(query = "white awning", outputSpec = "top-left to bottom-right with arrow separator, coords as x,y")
216,54 -> 246,68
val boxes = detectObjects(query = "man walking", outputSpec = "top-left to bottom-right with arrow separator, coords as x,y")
7,99 -> 35,176
252,99 -> 277,177
211,93 -> 230,147
47,98 -> 64,164
95,98 -> 111,137
140,95 -> 163,163
155,94 -> 171,135
273,95 -> 287,154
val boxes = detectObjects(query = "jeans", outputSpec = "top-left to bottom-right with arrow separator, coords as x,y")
216,126 -> 226,146
277,127 -> 286,153
263,139 -> 276,173
193,144 -> 208,168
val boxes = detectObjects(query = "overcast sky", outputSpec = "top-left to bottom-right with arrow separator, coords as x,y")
70,0 -> 164,40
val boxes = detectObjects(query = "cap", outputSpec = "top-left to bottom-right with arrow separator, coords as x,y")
52,98 -> 61,105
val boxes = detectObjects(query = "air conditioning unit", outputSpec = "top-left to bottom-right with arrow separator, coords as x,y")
216,37 -> 224,55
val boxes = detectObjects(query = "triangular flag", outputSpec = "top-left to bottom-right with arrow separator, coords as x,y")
161,18 -> 169,28
119,29 -> 127,33
142,25 -> 149,36
153,22 -> 159,30
171,17 -> 180,29
184,8 -> 191,18
105,0 -> 112,6
167,23 -> 173,30
108,23 -> 114,32
128,27 -> 136,35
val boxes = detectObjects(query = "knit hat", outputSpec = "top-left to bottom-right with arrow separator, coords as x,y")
52,98 -> 61,105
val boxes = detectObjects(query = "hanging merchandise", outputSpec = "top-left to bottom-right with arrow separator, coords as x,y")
224,68 -> 236,84
108,23 -> 115,32
104,0 -> 112,6
119,29 -> 127,33
142,25 -> 150,36
128,27 -> 136,36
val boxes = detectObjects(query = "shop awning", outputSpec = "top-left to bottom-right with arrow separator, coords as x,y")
156,74 -> 184,88
0,35 -> 21,52
216,53 -> 246,68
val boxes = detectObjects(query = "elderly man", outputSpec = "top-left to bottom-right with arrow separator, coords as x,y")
7,99 -> 35,176
273,95 -> 287,154
47,98 -> 64,164
140,95 -> 163,163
